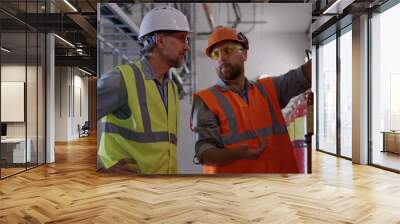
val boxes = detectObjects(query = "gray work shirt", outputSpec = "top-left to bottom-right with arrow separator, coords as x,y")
97,57 -> 170,120
191,65 -> 311,163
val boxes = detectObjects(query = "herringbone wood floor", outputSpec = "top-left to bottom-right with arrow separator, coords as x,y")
1,135 -> 400,224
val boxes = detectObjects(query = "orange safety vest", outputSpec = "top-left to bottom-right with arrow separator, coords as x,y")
193,77 -> 300,173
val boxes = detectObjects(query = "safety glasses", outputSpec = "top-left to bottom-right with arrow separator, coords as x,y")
161,32 -> 190,45
209,44 -> 244,60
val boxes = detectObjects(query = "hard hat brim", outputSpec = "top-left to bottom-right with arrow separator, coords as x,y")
205,39 -> 247,57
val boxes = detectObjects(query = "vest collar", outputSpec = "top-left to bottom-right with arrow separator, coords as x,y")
216,77 -> 255,92
140,57 -> 171,81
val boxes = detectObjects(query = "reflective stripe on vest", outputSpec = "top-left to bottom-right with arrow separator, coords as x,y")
221,125 -> 288,145
130,63 -> 152,133
209,86 -> 238,134
102,122 -> 177,145
209,84 -> 288,145
101,63 -> 178,145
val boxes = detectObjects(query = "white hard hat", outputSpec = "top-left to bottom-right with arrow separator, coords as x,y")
138,6 -> 190,40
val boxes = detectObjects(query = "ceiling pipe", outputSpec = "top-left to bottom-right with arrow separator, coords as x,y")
202,3 -> 215,31
231,3 -> 241,29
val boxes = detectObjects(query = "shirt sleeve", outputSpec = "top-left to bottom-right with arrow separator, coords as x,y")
271,65 -> 311,109
191,97 -> 224,164
97,68 -> 130,120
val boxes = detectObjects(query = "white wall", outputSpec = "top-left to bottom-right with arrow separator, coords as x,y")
72,73 -> 89,138
246,33 -> 309,79
55,66 -> 69,141
55,67 -> 89,141
1,65 -> 26,82
177,97 -> 203,174
194,3 -> 310,90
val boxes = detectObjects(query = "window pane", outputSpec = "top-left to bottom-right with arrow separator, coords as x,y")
318,37 -> 337,154
340,29 -> 352,158
371,3 -> 400,171
1,14 -> 28,177
27,31 -> 38,169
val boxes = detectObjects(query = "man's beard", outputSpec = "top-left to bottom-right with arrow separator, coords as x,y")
217,64 -> 243,81
164,53 -> 183,68
160,50 -> 183,68
167,56 -> 182,68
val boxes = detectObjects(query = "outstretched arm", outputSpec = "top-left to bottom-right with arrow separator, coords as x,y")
302,60 -> 312,82
270,60 -> 312,109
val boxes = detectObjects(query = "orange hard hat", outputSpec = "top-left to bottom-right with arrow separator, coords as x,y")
205,26 -> 249,57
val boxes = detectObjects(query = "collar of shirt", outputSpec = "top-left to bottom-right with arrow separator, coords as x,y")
140,57 -> 170,109
216,77 -> 255,93
140,57 -> 171,83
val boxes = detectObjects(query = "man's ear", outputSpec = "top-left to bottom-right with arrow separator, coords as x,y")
242,50 -> 248,61
155,33 -> 165,48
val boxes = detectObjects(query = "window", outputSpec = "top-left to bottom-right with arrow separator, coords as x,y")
317,36 -> 337,154
339,28 -> 352,158
0,1 -> 47,179
370,2 -> 400,171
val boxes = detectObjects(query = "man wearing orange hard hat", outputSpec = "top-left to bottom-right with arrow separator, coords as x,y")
191,26 -> 311,174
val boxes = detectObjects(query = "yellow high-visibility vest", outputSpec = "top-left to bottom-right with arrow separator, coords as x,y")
98,60 -> 179,174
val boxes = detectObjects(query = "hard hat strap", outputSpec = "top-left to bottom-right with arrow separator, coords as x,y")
237,32 -> 249,49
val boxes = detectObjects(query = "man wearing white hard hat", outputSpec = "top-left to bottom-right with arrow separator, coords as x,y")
97,6 -> 191,174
